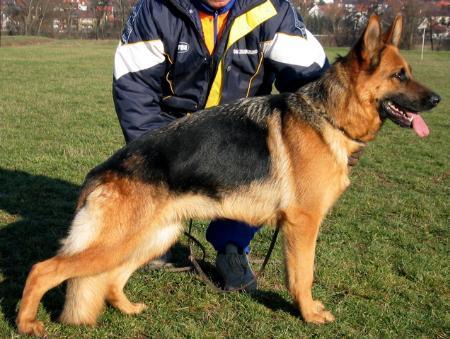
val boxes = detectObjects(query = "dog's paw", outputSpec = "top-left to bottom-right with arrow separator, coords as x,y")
17,319 -> 46,337
301,300 -> 335,324
126,302 -> 147,315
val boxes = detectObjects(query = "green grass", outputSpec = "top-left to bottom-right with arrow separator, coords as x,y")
0,38 -> 449,337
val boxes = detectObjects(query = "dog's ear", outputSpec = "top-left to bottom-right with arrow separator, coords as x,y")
362,15 -> 382,62
384,15 -> 403,47
353,15 -> 382,68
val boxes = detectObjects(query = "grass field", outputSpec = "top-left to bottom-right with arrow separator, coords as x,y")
0,37 -> 449,338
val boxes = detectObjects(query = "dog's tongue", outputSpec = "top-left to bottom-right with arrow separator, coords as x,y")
408,113 -> 430,138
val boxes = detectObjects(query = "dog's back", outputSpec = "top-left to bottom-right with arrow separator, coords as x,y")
82,96 -> 290,199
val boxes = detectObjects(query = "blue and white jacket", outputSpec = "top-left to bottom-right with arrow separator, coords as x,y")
113,0 -> 329,142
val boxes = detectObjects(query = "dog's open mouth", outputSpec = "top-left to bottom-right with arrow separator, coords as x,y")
381,100 -> 430,138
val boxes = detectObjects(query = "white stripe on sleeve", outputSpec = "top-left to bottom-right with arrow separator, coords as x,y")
114,40 -> 165,80
262,29 -> 326,68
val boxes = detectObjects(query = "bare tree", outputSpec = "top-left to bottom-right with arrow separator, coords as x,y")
113,0 -> 133,30
402,0 -> 424,49
6,0 -> 55,35
422,1 -> 443,51
90,0 -> 111,39
383,0 -> 429,49
15,0 -> 37,34
63,0 -> 78,36
35,0 -> 54,34
321,3 -> 346,45
4,1 -> 23,34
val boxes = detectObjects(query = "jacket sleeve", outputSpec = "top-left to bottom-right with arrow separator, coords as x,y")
263,0 -> 329,92
113,0 -> 170,143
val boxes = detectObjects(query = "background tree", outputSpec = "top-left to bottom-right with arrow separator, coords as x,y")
34,0 -> 54,35
91,0 -> 112,39
321,2 -> 346,45
113,0 -> 133,32
12,0 -> 38,34
402,0 -> 426,49
4,1 -> 23,34
6,0 -> 55,35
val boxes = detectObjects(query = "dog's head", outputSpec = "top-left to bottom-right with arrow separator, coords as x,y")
350,15 -> 440,138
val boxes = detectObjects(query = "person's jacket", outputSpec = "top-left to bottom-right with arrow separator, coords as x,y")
113,0 -> 329,142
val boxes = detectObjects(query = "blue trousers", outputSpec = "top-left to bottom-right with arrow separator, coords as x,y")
206,219 -> 259,254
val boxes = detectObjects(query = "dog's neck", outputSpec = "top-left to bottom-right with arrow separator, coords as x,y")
297,59 -> 382,144
292,60 -> 375,168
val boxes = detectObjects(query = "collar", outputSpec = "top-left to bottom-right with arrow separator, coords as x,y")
321,114 -> 367,167
322,114 -> 366,145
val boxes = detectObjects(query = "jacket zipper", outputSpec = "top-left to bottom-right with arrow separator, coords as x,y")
165,0 -> 268,107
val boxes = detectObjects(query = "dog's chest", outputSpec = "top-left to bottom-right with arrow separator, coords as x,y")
322,125 -> 364,190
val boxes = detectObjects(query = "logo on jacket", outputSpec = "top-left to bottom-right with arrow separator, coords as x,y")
233,49 -> 258,55
177,42 -> 190,53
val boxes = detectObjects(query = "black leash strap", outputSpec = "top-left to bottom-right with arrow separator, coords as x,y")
186,220 -> 280,293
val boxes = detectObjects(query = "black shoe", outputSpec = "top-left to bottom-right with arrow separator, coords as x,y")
144,251 -> 174,270
215,244 -> 257,292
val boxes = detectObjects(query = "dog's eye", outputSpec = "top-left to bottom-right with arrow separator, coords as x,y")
392,69 -> 408,82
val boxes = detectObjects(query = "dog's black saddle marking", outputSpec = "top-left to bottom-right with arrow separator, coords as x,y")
91,107 -> 272,198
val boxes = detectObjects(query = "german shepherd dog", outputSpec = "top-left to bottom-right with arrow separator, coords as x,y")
17,15 -> 440,335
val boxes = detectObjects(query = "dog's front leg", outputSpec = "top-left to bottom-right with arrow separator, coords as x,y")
281,207 -> 334,324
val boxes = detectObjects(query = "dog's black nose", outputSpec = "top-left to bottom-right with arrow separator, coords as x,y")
429,93 -> 441,107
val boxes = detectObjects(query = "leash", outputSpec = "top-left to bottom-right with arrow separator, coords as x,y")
185,219 -> 280,293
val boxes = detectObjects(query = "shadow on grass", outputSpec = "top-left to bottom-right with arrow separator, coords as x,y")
250,290 -> 299,317
0,168 -> 79,325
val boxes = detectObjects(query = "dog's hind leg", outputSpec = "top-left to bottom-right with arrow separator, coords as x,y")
105,223 -> 183,315
58,222 -> 182,324
106,268 -> 147,315
104,263 -> 150,316
59,257 -> 147,325
16,197 -> 118,336
16,181 -> 176,336
104,261 -> 148,315
16,245 -> 122,336
16,242 -> 139,336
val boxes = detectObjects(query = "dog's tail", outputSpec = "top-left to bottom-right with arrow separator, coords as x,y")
59,274 -> 109,325
59,176 -> 118,325
75,173 -> 104,211
59,179 -> 109,325
59,170 -> 111,324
